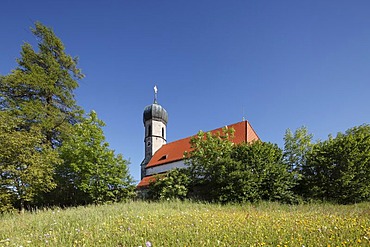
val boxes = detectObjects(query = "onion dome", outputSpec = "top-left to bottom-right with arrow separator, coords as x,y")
143,102 -> 168,124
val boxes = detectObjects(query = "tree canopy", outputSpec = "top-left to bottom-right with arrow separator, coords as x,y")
54,111 -> 135,205
181,127 -> 296,203
147,168 -> 190,201
0,22 -> 133,212
0,22 -> 84,148
0,112 -> 60,212
300,124 -> 370,203
283,126 -> 313,172
149,124 -> 369,205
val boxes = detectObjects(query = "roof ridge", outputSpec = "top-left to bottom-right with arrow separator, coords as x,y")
162,120 -> 249,146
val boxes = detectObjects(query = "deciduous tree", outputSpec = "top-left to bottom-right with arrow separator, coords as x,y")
283,126 -> 313,172
185,127 -> 235,201
53,111 -> 135,205
301,125 -> 370,203
185,127 -> 296,203
231,141 -> 296,203
1,23 -> 135,208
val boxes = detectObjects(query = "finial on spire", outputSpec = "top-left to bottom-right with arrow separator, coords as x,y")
154,85 -> 158,103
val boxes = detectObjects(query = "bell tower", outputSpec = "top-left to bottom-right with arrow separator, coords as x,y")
140,86 -> 168,179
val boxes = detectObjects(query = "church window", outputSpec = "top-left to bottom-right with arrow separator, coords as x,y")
162,127 -> 165,138
148,125 -> 152,136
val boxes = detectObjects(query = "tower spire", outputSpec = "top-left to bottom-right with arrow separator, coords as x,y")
154,85 -> 158,103
142,87 -> 168,179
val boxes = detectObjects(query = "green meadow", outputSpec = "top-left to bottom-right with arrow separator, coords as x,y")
1,201 -> 369,247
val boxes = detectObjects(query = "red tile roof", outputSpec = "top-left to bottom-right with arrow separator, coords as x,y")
146,120 -> 259,169
137,175 -> 156,188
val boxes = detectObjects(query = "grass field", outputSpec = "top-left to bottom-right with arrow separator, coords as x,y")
0,201 -> 369,246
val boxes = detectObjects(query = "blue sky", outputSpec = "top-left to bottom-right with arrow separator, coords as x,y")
1,1 -> 370,183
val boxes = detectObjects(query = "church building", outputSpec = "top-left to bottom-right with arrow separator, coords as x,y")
137,88 -> 260,188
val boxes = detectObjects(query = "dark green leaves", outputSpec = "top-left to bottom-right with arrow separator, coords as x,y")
147,168 -> 190,201
0,112 -> 60,212
0,22 -> 133,211
300,125 -> 370,203
185,128 -> 296,203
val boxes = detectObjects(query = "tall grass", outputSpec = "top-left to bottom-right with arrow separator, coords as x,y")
1,201 -> 369,246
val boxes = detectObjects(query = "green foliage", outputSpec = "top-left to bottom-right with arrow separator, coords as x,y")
0,21 -> 84,210
1,22 -> 133,210
283,126 -> 313,172
53,111 -> 135,205
0,112 -> 60,211
185,127 -> 296,203
147,168 -> 190,200
301,125 -> 370,203
0,22 -> 84,147
231,141 -> 296,203
0,189 -> 14,213
185,127 -> 234,201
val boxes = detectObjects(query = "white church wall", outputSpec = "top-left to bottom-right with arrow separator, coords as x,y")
146,159 -> 188,176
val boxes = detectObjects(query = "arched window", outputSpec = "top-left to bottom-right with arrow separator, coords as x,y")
162,127 -> 165,138
148,125 -> 152,136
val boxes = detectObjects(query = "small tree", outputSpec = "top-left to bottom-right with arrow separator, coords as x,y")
283,126 -> 313,172
52,111 -> 135,205
147,169 -> 190,200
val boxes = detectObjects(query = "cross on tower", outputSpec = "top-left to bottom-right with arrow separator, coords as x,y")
154,85 -> 158,103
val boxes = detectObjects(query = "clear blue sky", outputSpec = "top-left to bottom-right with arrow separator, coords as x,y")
1,1 -> 370,183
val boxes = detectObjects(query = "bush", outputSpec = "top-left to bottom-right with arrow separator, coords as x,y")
147,169 -> 190,200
